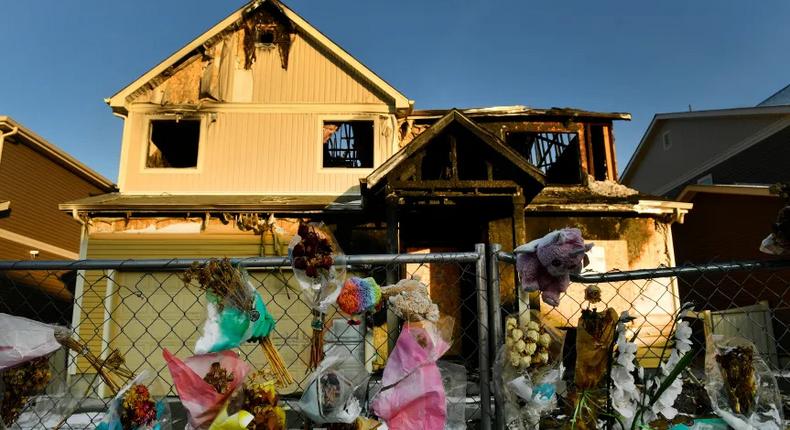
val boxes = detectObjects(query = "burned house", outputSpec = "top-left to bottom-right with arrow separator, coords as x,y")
60,0 -> 690,388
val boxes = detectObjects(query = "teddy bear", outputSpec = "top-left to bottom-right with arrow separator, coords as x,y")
381,275 -> 440,322
514,228 -> 593,307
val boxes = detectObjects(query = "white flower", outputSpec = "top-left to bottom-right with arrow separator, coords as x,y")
525,342 -> 537,355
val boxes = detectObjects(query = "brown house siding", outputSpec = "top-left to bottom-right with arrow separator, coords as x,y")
673,193 -> 790,365
0,139 -> 106,255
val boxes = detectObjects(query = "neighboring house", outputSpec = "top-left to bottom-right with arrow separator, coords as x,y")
59,0 -> 689,389
0,116 -> 115,323
623,87 -> 790,366
621,94 -> 790,198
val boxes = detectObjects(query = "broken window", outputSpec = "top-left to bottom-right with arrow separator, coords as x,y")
506,131 -> 581,183
146,119 -> 200,168
257,29 -> 275,45
322,121 -> 374,168
588,125 -> 613,181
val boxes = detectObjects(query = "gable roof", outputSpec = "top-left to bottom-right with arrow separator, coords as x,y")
363,109 -> 545,189
0,116 -> 115,190
621,105 -> 790,184
106,0 -> 410,111
759,83 -> 790,107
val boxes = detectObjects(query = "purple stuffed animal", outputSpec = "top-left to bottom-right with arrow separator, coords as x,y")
514,228 -> 593,307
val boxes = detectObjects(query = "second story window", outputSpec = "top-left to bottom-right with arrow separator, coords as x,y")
146,119 -> 200,169
322,121 -> 374,168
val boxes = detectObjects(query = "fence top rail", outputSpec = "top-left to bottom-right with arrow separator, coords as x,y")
496,251 -> 790,282
0,251 -> 481,271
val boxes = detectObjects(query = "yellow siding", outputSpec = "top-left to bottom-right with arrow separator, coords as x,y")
249,33 -> 388,104
75,233 -> 311,395
121,111 -> 394,194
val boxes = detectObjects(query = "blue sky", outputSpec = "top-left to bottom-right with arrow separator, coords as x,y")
1,0 -> 788,182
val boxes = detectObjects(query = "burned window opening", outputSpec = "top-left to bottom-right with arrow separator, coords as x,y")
589,125 -> 609,181
242,1 -> 295,70
323,121 -> 374,168
506,130 -> 578,169
257,30 -> 275,45
146,119 -> 200,168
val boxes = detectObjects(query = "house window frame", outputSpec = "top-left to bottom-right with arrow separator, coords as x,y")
140,115 -> 206,174
317,115 -> 378,173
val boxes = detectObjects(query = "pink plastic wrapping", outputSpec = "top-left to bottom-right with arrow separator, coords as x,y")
372,319 -> 453,430
163,349 -> 251,430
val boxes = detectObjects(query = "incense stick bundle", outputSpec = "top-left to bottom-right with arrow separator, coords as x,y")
307,312 -> 325,372
260,337 -> 294,387
54,330 -> 134,394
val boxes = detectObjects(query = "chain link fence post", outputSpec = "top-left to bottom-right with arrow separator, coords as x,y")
488,243 -> 504,430
475,243 -> 492,430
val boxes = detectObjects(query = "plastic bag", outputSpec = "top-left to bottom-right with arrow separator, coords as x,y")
0,314 -> 73,428
494,311 -> 565,430
438,361 -> 466,430
288,222 -> 346,314
294,346 -> 369,424
6,379 -> 79,430
163,349 -> 251,430
372,318 -> 453,430
96,371 -> 171,430
195,272 -> 275,354
0,314 -> 61,371
705,335 -> 783,430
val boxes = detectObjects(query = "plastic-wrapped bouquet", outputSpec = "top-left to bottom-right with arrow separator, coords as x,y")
96,372 -> 170,430
163,349 -> 251,429
0,314 -> 88,427
372,318 -> 453,430
495,311 -> 565,430
288,222 -> 346,370
705,335 -> 783,429
238,372 -> 286,430
184,259 -> 293,387
295,347 -> 369,425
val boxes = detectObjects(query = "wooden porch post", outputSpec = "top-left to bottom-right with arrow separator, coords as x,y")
385,191 -> 400,352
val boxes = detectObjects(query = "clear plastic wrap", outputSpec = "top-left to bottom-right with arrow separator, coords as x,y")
371,318 -> 454,430
96,371 -> 172,430
705,334 -> 783,430
494,311 -> 565,430
5,378 -> 79,430
0,314 -> 61,371
163,349 -> 251,430
294,346 -> 369,424
288,222 -> 346,370
0,314 -> 81,428
438,361 -> 466,430
288,222 -> 347,314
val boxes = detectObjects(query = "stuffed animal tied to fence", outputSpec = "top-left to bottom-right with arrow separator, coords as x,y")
514,228 -> 593,307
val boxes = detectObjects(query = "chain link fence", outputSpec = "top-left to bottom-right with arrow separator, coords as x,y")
0,249 -> 491,429
6,244 -> 790,429
491,246 -> 790,428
